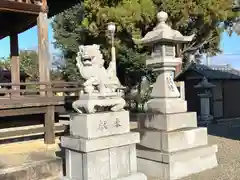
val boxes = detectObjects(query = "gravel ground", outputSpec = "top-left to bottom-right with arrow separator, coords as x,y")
180,122 -> 240,180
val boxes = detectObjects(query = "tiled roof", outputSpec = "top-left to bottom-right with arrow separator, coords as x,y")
175,63 -> 240,81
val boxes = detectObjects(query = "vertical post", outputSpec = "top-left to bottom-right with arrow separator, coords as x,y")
111,46 -> 117,77
44,105 -> 55,144
37,11 -> 50,96
37,1 -> 55,144
10,33 -> 20,97
107,22 -> 117,77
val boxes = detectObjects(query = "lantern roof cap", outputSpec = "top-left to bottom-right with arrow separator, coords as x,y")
133,11 -> 195,45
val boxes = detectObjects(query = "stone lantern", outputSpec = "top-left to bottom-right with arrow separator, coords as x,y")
134,11 -> 218,180
194,77 -> 215,126
134,11 -> 194,113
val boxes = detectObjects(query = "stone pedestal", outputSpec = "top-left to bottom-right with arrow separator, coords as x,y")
133,11 -> 218,180
61,111 -> 146,180
136,112 -> 218,180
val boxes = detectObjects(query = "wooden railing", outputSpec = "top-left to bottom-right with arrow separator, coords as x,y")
0,0 -> 43,14
0,81 -> 83,100
8,0 -> 42,5
0,81 -> 83,145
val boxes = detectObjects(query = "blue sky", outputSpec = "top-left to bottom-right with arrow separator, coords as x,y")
0,18 -> 58,58
206,32 -> 240,68
1,21 -> 240,68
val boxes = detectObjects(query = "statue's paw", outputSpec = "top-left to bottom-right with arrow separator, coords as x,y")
72,101 -> 83,114
85,104 -> 97,114
111,98 -> 125,112
111,106 -> 120,112
84,86 -> 94,94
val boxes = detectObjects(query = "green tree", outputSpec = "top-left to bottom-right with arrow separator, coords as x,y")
233,0 -> 240,8
0,57 -> 10,69
52,0 -> 238,84
0,50 -> 64,82
19,50 -> 39,81
228,0 -> 240,35
117,46 -> 147,89
0,50 -> 39,81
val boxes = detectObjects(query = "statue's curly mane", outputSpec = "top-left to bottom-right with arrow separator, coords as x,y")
78,44 -> 103,64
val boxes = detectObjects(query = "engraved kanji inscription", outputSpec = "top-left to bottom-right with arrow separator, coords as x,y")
166,76 -> 175,92
113,118 -> 122,128
97,120 -> 108,131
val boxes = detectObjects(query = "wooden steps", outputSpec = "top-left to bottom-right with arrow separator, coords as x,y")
0,122 -> 67,142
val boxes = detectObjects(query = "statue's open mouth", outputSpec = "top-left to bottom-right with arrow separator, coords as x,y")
82,57 -> 92,65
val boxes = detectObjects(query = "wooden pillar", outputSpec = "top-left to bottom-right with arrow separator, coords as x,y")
38,13 -> 55,144
38,1 -> 55,144
44,105 -> 55,144
10,34 -> 20,97
37,11 -> 50,96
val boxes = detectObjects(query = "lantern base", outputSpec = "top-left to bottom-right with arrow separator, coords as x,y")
146,98 -> 187,114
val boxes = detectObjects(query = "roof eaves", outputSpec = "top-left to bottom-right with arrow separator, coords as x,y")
175,63 -> 207,81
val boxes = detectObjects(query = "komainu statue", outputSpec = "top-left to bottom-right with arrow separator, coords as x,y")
72,44 -> 125,114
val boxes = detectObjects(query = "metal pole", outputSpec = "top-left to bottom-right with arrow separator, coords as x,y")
111,32 -> 117,77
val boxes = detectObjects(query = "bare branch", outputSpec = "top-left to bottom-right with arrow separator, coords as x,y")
182,36 -> 216,55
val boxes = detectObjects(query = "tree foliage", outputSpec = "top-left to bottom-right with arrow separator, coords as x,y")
0,57 -> 10,70
117,46 -> 147,89
52,0 -> 238,86
0,50 -> 63,82
233,0 -> 240,8
0,50 -> 39,81
19,50 -> 39,81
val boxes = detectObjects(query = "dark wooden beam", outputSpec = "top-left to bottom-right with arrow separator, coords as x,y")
0,0 -> 80,40
0,107 -> 46,117
0,0 -> 41,14
0,13 -> 37,40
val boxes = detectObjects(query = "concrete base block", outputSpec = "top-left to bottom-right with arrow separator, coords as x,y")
116,173 -> 147,180
136,127 -> 208,152
64,144 -> 138,180
146,98 -> 187,114
161,127 -> 208,152
137,112 -> 197,131
70,111 -> 129,139
137,145 -> 218,180
62,172 -> 147,180
61,132 -> 140,152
